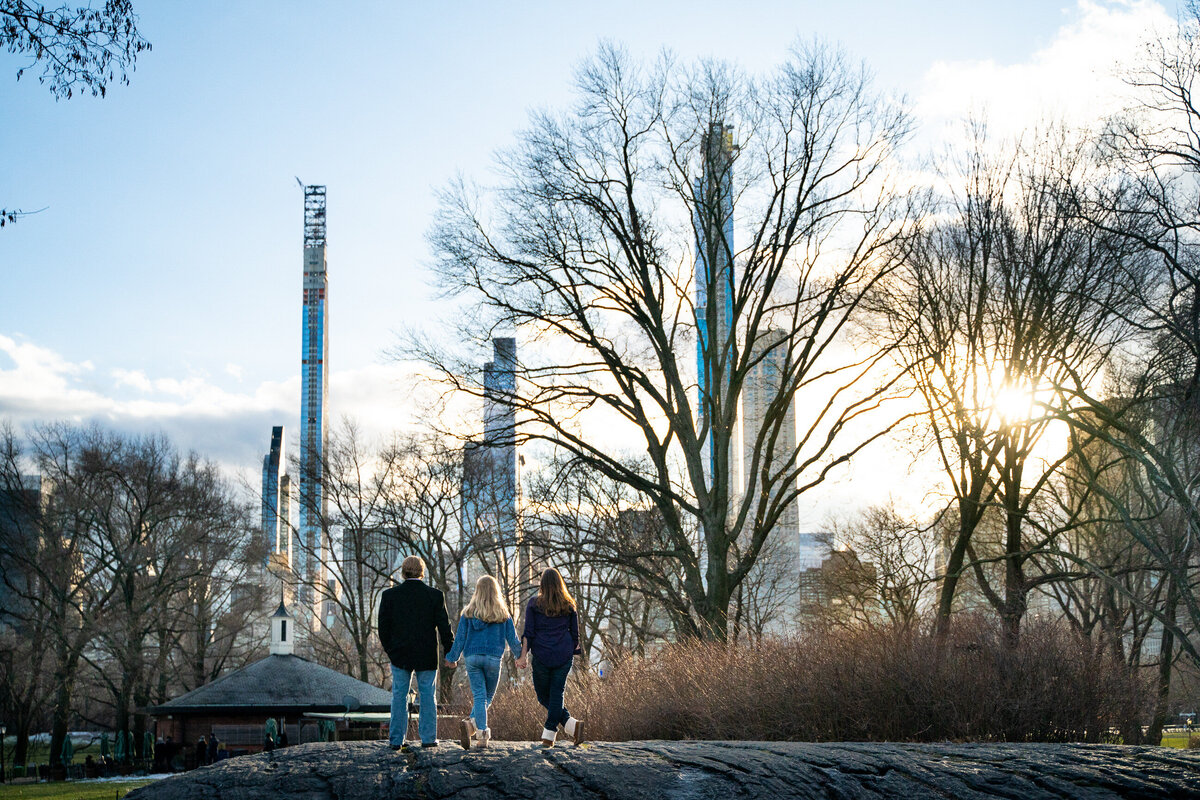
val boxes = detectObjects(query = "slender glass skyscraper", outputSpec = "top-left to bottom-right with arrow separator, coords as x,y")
262,425 -> 285,567
298,185 -> 328,601
461,337 -> 527,611
483,336 -> 518,522
694,122 -> 738,487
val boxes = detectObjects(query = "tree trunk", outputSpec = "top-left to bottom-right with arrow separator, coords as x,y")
1146,577 -> 1179,746
13,726 -> 29,768
1002,496 -> 1026,648
48,663 -> 74,771
935,498 -> 979,641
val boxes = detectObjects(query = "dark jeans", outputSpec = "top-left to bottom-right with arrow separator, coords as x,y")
531,655 -> 572,731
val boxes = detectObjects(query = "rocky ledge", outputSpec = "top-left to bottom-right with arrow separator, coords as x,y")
125,739 -> 1200,799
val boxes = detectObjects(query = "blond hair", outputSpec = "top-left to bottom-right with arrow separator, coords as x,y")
400,555 -> 425,580
461,575 -> 511,624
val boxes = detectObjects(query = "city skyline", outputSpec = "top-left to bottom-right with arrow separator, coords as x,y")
0,1 -> 1178,521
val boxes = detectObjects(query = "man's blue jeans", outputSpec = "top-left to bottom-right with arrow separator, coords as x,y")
464,654 -> 501,732
390,665 -> 437,745
531,656 -> 572,731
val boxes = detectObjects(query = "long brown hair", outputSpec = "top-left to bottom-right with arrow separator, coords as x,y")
535,567 -> 576,617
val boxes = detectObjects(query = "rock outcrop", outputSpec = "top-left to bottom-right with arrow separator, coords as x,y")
126,739 -> 1200,799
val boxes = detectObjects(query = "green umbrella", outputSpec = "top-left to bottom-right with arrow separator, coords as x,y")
60,735 -> 74,767
99,732 -> 110,759
265,718 -> 277,746
114,731 -> 126,763
143,731 -> 154,762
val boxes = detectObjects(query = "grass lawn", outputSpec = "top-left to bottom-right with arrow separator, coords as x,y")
1,740 -> 108,770
1161,731 -> 1192,749
0,780 -> 156,800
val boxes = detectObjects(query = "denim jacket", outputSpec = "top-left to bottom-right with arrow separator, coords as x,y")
445,615 -> 522,662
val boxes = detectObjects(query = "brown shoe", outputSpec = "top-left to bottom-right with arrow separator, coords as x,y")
458,719 -> 473,750
539,727 -> 556,748
559,718 -> 584,746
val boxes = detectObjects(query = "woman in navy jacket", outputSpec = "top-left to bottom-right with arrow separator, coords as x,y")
521,567 -> 584,747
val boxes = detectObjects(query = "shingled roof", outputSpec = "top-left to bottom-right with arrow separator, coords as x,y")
148,654 -> 392,715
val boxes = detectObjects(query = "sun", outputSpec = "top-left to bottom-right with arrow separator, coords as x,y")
989,381 -> 1036,427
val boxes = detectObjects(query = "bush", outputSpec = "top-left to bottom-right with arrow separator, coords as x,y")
486,617 -> 1147,742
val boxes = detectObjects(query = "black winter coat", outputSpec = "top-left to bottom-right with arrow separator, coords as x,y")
377,579 -> 454,671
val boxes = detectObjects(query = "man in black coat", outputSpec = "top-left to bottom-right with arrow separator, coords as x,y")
378,554 -> 453,749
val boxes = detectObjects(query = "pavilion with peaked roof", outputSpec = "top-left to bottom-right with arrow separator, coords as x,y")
147,603 -> 390,759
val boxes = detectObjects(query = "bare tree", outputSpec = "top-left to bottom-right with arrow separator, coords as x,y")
729,528 -> 799,642
165,523 -> 266,698
523,455 -> 678,660
0,428 -> 53,766
879,125 -> 1142,644
1050,2 -> 1200,706
827,502 -> 936,632
414,42 -> 914,640
0,422 -> 252,762
292,420 -> 399,684
380,432 -> 481,701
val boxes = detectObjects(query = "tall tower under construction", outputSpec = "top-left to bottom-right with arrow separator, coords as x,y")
298,185 -> 328,603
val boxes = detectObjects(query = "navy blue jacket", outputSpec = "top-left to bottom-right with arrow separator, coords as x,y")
521,597 -> 581,668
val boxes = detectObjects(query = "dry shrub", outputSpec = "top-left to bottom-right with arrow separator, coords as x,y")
486,617 -> 1147,742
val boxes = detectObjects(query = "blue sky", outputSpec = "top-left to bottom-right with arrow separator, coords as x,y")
0,1 -> 1180,496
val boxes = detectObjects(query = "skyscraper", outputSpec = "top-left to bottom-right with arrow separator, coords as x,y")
461,337 -> 527,609
261,425 -> 286,568
298,185 -> 328,602
742,329 -> 799,549
694,122 -> 739,488
483,337 -> 518,521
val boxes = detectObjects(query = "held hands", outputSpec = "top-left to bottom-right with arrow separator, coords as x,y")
444,659 -> 458,668
515,656 -> 528,669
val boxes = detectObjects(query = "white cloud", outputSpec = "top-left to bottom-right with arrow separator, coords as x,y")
0,334 -> 430,475
916,1 -> 1174,145
112,368 -> 153,392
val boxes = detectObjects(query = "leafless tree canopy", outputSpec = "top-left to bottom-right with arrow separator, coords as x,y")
416,42 -> 915,639
0,422 -> 255,768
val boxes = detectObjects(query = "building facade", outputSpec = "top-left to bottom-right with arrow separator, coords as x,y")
694,122 -> 739,490
742,329 -> 801,551
261,426 -> 287,568
461,337 -> 529,611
